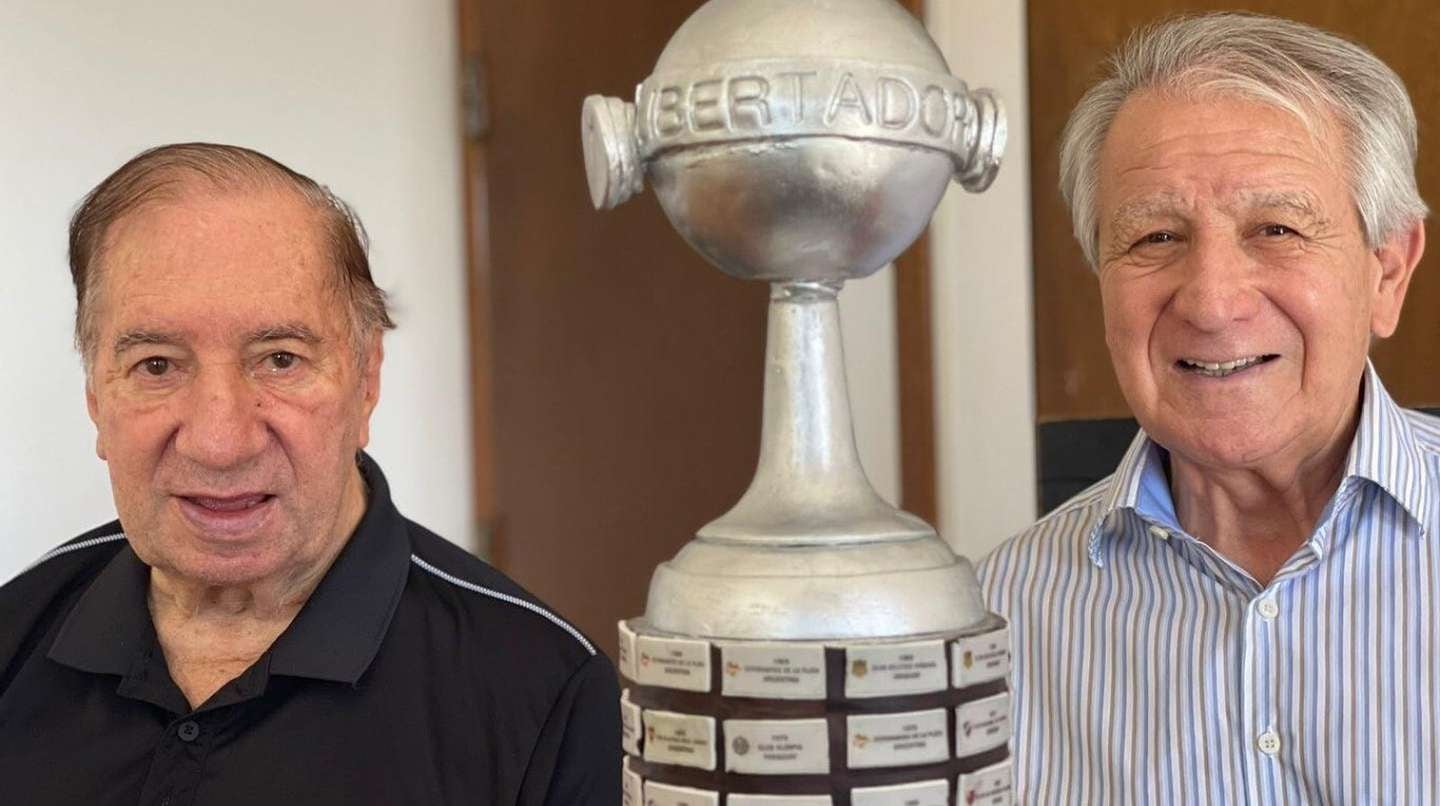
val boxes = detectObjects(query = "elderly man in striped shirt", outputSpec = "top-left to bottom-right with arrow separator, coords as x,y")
980,13 -> 1435,804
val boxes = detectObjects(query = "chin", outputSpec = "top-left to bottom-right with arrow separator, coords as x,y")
137,524 -> 295,587
1169,425 -> 1284,471
169,551 -> 292,588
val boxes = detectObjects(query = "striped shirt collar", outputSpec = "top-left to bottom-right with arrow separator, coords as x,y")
1087,362 -> 1433,566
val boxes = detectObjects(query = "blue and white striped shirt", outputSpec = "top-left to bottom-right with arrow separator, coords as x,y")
979,364 -> 1440,805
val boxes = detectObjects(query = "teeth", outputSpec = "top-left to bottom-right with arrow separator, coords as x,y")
192,495 -> 266,511
1180,356 -> 1265,377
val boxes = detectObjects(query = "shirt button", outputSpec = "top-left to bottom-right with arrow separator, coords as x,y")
1256,730 -> 1281,755
1148,525 -> 1170,541
177,721 -> 201,742
1257,597 -> 1280,620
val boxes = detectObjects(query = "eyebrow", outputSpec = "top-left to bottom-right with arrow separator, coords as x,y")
113,329 -> 185,357
1111,189 -> 1328,225
1233,190 -> 1327,222
1110,193 -> 1187,226
245,324 -> 324,345
111,323 -> 324,358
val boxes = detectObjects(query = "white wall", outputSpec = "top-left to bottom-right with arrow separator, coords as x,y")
928,0 -> 1039,560
0,1 -> 472,579
842,267 -> 902,506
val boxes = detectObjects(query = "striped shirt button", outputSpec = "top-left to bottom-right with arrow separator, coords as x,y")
1256,730 -> 1281,755
1147,524 -> 1170,541
1257,597 -> 1279,620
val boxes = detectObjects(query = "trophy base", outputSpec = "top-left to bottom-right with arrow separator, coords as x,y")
643,534 -> 989,640
617,615 -> 1014,805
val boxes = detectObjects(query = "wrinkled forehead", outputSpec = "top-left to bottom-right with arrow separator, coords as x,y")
101,181 -> 335,280
1098,90 -> 1348,203
93,187 -> 348,333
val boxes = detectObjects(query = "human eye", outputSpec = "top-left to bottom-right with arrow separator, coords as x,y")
1124,230 -> 1185,261
129,355 -> 179,379
124,355 -> 185,389
138,356 -> 172,376
1136,231 -> 1178,247
260,351 -> 302,373
1259,223 -> 1300,238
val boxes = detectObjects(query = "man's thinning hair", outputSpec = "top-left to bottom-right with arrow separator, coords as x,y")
1059,12 -> 1428,269
69,142 -> 395,366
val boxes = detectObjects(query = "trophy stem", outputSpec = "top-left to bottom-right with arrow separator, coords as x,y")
757,281 -> 868,496
697,281 -> 933,545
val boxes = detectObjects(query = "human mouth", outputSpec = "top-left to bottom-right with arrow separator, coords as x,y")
174,493 -> 277,535
186,494 -> 270,511
1175,354 -> 1277,378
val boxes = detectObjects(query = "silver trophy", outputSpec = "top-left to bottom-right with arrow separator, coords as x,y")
583,1 -> 1013,802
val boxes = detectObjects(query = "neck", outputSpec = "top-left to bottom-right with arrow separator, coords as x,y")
1169,416 -> 1354,587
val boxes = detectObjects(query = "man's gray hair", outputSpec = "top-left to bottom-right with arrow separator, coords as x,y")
1059,12 -> 1428,268
69,143 -> 395,368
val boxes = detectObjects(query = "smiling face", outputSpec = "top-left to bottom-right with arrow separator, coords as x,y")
1096,92 -> 1419,475
84,186 -> 382,588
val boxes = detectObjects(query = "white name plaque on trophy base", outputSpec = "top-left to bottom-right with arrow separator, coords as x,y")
643,709 -> 718,770
643,781 -> 720,806
849,778 -> 949,806
951,628 -> 1010,689
720,642 -> 827,699
959,759 -> 1014,805
845,708 -> 948,769
617,620 -> 639,682
636,635 -> 713,692
844,641 -> 947,698
728,795 -> 834,805
723,717 -> 830,775
620,689 -> 642,756
955,692 -> 1012,757
621,757 -> 643,806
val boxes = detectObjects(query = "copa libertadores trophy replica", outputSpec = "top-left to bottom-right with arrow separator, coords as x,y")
582,1 -> 1012,803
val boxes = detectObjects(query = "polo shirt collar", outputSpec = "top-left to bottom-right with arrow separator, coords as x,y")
1086,361 -> 1432,566
46,538 -> 153,676
48,452 -> 411,686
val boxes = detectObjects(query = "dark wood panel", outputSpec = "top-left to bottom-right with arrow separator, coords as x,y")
895,232 -> 937,524
1029,0 -> 1440,422
467,0 -> 767,657
896,0 -> 937,524
457,1 -> 497,551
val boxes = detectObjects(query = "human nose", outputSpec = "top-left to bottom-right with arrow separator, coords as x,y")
172,363 -> 268,469
1168,235 -> 1262,332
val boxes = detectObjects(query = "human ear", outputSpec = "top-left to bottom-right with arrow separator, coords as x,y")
1370,219 -> 1425,338
85,376 -> 108,461
355,335 -> 384,449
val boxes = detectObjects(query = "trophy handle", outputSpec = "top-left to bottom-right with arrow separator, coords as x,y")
581,94 -> 644,210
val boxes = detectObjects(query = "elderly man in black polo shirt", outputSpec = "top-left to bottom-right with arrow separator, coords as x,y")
0,143 -> 620,804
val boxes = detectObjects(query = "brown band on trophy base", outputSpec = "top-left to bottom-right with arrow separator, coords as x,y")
629,747 -> 1009,800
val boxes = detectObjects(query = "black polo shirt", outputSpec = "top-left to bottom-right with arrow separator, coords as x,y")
0,455 -> 620,805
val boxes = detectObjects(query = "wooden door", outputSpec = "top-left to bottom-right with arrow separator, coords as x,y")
459,0 -> 766,656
